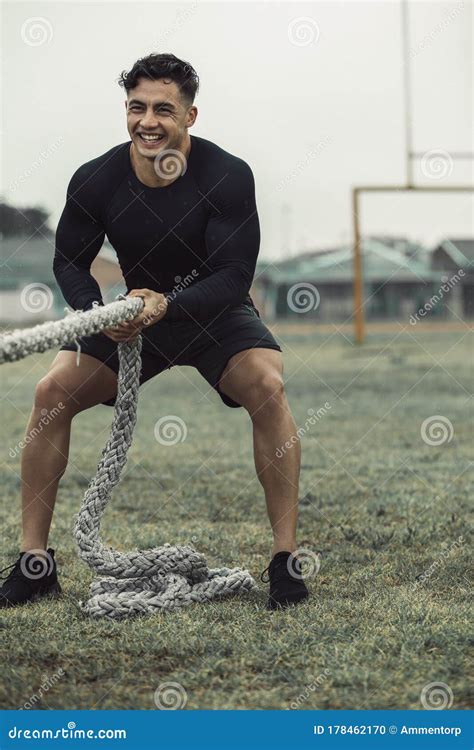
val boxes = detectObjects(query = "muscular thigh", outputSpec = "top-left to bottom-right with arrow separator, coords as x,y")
45,350 -> 118,412
219,348 -> 283,401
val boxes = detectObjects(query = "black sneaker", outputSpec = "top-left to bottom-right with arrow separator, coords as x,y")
260,551 -> 309,611
0,548 -> 61,608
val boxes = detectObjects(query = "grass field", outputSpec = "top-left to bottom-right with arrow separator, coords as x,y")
0,322 -> 472,710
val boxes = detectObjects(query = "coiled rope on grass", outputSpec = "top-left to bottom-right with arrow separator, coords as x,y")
0,295 -> 255,619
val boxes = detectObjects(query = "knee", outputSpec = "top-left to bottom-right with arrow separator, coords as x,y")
34,375 -> 77,415
246,371 -> 286,414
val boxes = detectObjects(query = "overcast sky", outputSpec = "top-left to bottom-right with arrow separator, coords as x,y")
1,0 -> 473,259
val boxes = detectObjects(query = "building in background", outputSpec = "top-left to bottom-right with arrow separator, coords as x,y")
0,238 -> 125,324
431,239 -> 474,318
1,235 -> 472,326
252,237 -> 473,322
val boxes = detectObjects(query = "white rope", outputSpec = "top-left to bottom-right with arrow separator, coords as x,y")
0,295 -> 255,619
0,297 -> 143,364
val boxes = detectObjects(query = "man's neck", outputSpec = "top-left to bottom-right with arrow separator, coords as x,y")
130,134 -> 191,188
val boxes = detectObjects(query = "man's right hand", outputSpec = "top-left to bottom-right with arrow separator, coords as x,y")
102,320 -> 143,342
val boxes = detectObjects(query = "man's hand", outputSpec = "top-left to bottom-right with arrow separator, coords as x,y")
102,289 -> 168,342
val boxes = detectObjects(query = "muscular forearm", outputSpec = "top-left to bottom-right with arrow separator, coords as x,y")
164,268 -> 252,322
53,254 -> 104,311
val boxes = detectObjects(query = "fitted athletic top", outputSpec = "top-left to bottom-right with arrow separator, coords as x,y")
53,134 -> 259,321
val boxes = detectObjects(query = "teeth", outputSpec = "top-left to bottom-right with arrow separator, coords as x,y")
140,134 -> 163,141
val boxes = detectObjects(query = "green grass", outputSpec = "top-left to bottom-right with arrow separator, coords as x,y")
0,325 -> 472,710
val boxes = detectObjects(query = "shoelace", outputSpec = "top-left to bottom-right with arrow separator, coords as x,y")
0,561 -> 20,581
260,559 -> 301,584
0,555 -> 54,583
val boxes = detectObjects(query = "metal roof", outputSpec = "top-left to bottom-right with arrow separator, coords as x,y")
256,239 -> 442,284
435,239 -> 474,265
0,236 -> 117,287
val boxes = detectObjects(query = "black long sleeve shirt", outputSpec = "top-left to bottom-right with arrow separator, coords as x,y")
53,134 -> 260,321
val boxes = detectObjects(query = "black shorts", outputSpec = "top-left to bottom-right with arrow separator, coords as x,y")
59,301 -> 282,408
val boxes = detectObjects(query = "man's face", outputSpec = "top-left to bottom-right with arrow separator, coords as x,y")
125,77 -> 196,158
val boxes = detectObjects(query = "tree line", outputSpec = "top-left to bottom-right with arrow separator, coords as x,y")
0,202 -> 52,237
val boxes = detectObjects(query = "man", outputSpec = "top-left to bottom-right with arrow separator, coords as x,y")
0,53 -> 308,611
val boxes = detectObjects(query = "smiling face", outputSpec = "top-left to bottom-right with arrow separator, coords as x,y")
125,77 -> 197,159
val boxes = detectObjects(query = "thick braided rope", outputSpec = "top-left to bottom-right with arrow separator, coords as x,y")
0,297 -> 144,364
0,297 -> 255,619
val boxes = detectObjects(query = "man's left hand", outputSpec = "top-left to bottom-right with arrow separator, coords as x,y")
128,288 -> 169,327
104,289 -> 169,341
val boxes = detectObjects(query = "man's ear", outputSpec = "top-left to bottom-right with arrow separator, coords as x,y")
187,106 -> 198,128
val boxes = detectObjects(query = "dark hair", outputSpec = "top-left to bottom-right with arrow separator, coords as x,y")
118,53 -> 199,105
